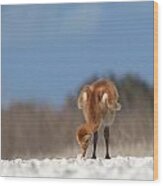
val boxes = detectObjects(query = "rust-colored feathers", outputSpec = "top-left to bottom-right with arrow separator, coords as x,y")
76,79 -> 121,157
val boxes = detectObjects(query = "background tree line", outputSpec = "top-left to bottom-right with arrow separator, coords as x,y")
1,74 -> 154,159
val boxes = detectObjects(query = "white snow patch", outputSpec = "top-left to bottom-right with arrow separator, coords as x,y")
0,157 -> 153,180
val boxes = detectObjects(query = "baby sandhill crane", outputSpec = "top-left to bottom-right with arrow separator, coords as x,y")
76,79 -> 121,159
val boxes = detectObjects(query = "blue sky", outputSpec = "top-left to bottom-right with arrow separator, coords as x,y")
2,2 -> 154,106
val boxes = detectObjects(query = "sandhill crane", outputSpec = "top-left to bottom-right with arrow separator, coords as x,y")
76,79 -> 121,159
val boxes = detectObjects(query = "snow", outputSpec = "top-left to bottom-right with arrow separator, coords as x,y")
0,156 -> 153,180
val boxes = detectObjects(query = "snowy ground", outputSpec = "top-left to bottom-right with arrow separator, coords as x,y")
0,156 -> 153,180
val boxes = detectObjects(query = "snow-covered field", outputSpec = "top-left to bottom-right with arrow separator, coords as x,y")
0,157 -> 153,180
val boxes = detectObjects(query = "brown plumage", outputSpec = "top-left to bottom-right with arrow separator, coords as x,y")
76,79 -> 121,158
76,122 -> 99,157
